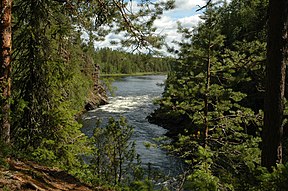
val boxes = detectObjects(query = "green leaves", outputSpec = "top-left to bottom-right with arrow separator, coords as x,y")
90,117 -> 139,186
148,0 -> 268,190
185,146 -> 219,191
256,163 -> 288,191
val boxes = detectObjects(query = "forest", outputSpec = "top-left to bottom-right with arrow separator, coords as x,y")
0,0 -> 288,190
93,48 -> 171,74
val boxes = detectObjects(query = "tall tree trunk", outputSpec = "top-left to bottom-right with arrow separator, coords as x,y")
0,0 -> 12,144
262,0 -> 288,169
203,4 -> 213,147
203,38 -> 211,147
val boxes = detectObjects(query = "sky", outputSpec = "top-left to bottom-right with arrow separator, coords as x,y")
93,0 -> 209,54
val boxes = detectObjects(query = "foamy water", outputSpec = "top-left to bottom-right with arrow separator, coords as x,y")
98,95 -> 151,113
81,75 -> 183,175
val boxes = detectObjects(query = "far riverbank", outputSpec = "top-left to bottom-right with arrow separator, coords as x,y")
100,72 -> 167,78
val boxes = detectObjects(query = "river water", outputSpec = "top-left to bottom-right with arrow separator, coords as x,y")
81,75 -> 183,175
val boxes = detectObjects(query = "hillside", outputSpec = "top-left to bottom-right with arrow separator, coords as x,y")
0,159 -> 109,191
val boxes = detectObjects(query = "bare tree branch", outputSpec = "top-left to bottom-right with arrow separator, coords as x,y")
196,0 -> 212,12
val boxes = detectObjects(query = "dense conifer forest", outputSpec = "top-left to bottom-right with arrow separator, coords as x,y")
149,0 -> 288,190
0,0 -> 288,190
93,48 -> 171,74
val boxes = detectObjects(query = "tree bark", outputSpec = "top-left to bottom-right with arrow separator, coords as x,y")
262,0 -> 288,169
0,0 -> 12,144
203,37 -> 211,147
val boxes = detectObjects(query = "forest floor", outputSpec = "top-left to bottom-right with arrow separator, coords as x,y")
0,158 -> 110,191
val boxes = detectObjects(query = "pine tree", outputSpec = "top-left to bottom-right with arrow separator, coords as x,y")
262,0 -> 288,169
150,1 -> 267,189
0,0 -> 12,144
90,117 -> 138,186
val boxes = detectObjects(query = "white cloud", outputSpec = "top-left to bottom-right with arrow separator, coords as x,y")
93,0 -> 205,54
153,0 -> 204,50
173,0 -> 233,10
93,32 -> 125,50
174,0 -> 206,10
178,14 -> 203,28
126,1 -> 141,13
153,12 -> 202,52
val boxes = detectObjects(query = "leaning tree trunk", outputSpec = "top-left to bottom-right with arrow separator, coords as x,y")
262,0 -> 288,169
0,0 -> 12,144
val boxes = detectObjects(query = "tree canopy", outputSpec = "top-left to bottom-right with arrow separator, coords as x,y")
1,0 -> 288,190
148,0 -> 288,189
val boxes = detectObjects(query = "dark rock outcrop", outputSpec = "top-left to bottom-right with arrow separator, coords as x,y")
147,108 -> 188,138
85,65 -> 108,111
85,85 -> 108,111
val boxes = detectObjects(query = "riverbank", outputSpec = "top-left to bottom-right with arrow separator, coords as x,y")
100,72 -> 167,78
147,107 -> 188,139
81,75 -> 183,176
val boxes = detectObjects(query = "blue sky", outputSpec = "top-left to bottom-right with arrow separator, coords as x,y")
93,0 -> 207,53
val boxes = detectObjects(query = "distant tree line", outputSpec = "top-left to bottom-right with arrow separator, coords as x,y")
92,48 -> 171,74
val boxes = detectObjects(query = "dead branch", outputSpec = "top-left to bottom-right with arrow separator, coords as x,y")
196,0 -> 212,12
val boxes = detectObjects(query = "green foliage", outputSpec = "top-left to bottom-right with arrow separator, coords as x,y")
185,149 -> 219,191
71,0 -> 174,51
3,0 -> 178,190
2,186 -> 11,191
7,0 -> 286,190
89,117 -> 142,186
10,0 -> 173,147
149,0 -> 269,190
129,179 -> 154,191
93,48 -> 172,75
87,117 -> 177,190
219,0 -> 268,44
10,0 -> 174,165
11,0 -> 91,151
256,163 -> 288,191
0,141 -> 11,168
29,103 -> 91,172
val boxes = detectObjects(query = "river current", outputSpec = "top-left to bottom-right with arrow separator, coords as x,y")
81,75 -> 183,175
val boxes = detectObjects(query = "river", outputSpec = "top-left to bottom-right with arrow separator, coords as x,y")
81,75 -> 183,176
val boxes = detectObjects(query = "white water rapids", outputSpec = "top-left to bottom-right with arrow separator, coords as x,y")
81,75 -> 183,175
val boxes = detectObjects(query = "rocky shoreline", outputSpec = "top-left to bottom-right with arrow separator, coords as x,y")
147,108 -> 189,139
85,84 -> 108,111
84,65 -> 109,111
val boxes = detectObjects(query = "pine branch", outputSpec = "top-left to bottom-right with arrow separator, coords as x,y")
196,0 -> 212,12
